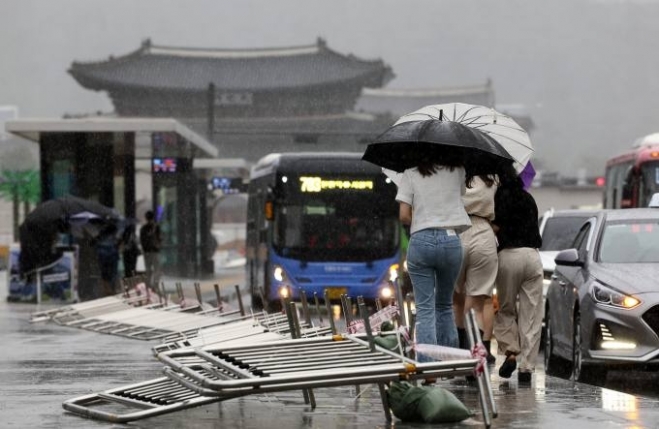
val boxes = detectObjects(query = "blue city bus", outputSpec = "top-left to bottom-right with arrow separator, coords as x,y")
246,152 -> 401,310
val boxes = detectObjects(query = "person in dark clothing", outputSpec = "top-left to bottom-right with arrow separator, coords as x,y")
140,210 -> 162,291
491,163 -> 543,384
121,223 -> 140,278
95,223 -> 120,297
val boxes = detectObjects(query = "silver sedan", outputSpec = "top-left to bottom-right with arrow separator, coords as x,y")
544,208 -> 659,383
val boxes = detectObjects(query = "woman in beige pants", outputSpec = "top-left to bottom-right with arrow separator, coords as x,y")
491,164 -> 543,384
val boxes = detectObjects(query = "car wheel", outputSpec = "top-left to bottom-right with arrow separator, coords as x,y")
572,311 -> 607,384
544,305 -> 572,378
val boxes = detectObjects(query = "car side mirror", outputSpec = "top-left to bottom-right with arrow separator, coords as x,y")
554,248 -> 583,267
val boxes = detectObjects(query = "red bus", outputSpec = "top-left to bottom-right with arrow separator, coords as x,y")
604,133 -> 659,208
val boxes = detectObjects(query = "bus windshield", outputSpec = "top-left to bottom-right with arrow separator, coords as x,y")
272,192 -> 399,262
639,161 -> 659,207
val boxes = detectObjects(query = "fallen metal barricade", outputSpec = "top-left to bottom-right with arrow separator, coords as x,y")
29,275 -> 163,324
59,306 -> 253,340
153,312 -> 333,355
33,282 -> 255,341
63,308 -> 495,427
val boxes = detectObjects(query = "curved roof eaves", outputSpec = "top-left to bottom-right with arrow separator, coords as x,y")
69,41 -> 393,91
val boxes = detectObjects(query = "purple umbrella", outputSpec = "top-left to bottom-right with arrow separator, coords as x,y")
519,161 -> 536,190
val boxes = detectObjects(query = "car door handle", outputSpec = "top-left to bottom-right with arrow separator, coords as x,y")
551,274 -> 558,280
558,281 -> 567,287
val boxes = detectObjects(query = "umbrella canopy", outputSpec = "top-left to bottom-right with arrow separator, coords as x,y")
19,196 -> 122,275
395,103 -> 533,172
519,160 -> 536,190
362,119 -> 514,175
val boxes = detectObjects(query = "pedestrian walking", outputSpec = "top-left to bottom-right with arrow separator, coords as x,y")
139,210 -> 162,292
491,163 -> 543,383
453,175 -> 498,364
395,149 -> 472,361
94,223 -> 120,297
120,223 -> 140,278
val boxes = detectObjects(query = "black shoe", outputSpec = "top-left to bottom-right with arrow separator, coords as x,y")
518,371 -> 532,384
498,355 -> 517,379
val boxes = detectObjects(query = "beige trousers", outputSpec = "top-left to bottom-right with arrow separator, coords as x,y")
493,247 -> 544,372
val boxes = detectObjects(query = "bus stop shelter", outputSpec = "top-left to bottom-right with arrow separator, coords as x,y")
5,117 -> 219,299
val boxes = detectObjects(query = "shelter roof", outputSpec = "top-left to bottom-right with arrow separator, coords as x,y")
4,117 -> 218,159
69,38 -> 394,92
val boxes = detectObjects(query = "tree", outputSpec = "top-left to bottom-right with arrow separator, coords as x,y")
0,169 -> 40,241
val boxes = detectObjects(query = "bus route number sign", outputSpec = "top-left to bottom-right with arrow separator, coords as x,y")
299,176 -> 373,193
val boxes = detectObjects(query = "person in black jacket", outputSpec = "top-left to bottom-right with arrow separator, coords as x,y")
139,211 -> 162,291
491,163 -> 543,384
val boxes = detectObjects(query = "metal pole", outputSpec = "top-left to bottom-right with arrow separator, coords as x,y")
213,284 -> 222,311
207,83 -> 215,141
313,292 -> 323,324
324,289 -> 336,335
393,278 -> 406,327
234,284 -> 245,316
194,282 -> 202,305
36,270 -> 42,305
300,290 -> 312,327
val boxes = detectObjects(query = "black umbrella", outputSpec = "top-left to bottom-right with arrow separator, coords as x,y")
362,119 -> 514,175
19,196 -> 121,276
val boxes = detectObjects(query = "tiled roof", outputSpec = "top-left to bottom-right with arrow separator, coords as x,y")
69,38 -> 394,92
355,82 -> 496,116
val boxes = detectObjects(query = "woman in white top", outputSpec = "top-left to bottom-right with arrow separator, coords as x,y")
396,150 -> 472,360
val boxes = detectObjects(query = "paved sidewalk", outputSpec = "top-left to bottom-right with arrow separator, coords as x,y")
3,271 -> 659,428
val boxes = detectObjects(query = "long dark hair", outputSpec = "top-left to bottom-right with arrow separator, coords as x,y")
417,147 -> 465,177
496,162 -> 524,189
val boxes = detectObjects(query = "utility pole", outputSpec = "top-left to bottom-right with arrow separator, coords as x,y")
207,83 -> 216,142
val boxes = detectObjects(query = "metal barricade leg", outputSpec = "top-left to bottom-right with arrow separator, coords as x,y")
466,309 -> 497,427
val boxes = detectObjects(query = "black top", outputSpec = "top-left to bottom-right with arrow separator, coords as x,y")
493,186 -> 542,251
139,221 -> 162,253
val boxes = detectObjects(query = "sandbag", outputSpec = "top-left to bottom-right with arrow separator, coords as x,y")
417,385 -> 473,423
387,381 -> 473,423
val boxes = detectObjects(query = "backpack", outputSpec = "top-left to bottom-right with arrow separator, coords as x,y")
140,223 -> 161,252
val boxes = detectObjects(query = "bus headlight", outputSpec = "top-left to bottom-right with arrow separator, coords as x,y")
388,264 -> 400,283
273,265 -> 286,282
380,284 -> 394,299
279,285 -> 290,299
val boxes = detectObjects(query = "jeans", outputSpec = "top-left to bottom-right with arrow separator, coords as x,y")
407,228 -> 463,361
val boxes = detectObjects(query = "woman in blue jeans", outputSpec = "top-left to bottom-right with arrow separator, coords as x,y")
396,149 -> 472,361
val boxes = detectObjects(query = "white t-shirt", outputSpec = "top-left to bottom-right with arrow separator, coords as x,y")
396,166 -> 472,235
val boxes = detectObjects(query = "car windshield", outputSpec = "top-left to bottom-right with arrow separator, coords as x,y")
598,220 -> 659,263
540,216 -> 590,251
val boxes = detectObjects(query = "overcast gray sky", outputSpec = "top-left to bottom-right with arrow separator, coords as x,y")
3,0 -> 659,176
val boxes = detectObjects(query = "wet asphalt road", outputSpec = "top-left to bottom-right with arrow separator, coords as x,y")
3,272 -> 659,428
